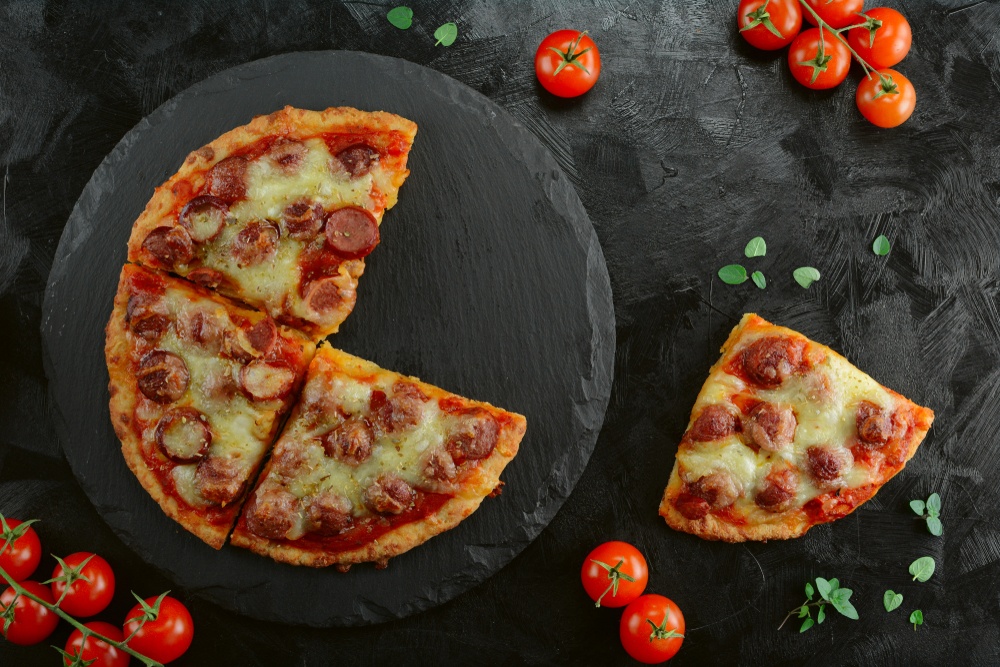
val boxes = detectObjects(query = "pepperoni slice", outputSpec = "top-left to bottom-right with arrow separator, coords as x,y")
246,487 -> 299,539
194,456 -> 244,505
424,448 -> 457,482
446,408 -> 500,462
136,350 -> 189,404
324,207 -> 379,259
336,144 -> 379,177
755,467 -> 798,513
674,492 -> 710,520
246,318 -> 278,356
363,475 -> 415,514
688,404 -> 740,442
307,493 -> 353,536
232,220 -> 279,267
689,471 -> 740,509
207,156 -> 248,202
155,408 -> 212,462
186,267 -> 228,289
741,336 -> 806,388
303,277 -> 346,314
268,138 -> 306,172
856,400 -> 891,446
177,310 -> 224,350
239,360 -> 296,402
744,403 -> 797,452
179,195 -> 229,242
321,417 -> 374,466
141,226 -> 194,268
806,445 -> 854,486
282,200 -> 325,240
130,313 -> 169,341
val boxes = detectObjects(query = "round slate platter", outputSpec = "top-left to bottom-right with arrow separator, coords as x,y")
40,51 -> 614,627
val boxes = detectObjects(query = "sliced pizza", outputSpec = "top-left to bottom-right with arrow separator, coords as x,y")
660,313 -> 934,542
105,264 -> 315,548
230,344 -> 527,568
126,106 -> 417,339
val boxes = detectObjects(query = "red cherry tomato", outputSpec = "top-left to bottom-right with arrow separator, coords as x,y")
0,581 -> 59,646
737,0 -> 802,50
848,7 -> 912,68
64,621 -> 131,667
787,28 -> 852,89
802,0 -> 865,29
534,30 -> 601,98
123,595 -> 194,664
580,541 -> 649,608
0,517 -> 42,581
856,68 -> 916,128
51,552 -> 116,617
620,594 -> 686,664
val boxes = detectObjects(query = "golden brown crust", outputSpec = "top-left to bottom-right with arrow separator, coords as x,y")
659,313 -> 934,542
230,344 -> 527,567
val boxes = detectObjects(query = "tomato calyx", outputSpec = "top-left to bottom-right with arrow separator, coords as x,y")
124,590 -> 170,642
740,0 -> 785,39
645,610 -> 685,642
855,12 -> 884,48
546,31 -> 594,77
591,558 -> 637,608
871,72 -> 901,100
0,517 -> 38,553
55,644 -> 99,667
45,553 -> 96,606
797,28 -> 833,84
0,593 -> 17,635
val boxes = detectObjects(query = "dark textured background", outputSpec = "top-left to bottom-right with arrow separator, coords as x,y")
2,1 -> 999,665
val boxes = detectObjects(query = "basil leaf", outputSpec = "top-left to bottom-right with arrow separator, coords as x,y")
800,617 -> 814,633
434,22 -> 458,46
751,270 -> 766,289
910,499 -> 925,515
804,582 -> 814,600
927,516 -> 943,536
386,6 -> 413,30
718,264 -> 748,285
745,236 -> 767,258
815,577 -> 832,601
909,556 -> 936,582
793,266 -> 821,288
883,590 -> 903,612
830,589 -> 859,620
926,492 -> 941,516
910,609 -> 923,628
873,234 -> 891,256
817,605 -> 826,624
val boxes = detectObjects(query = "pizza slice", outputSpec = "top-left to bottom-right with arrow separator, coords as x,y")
126,106 -> 417,339
230,344 -> 527,568
105,264 -> 315,548
660,313 -> 934,542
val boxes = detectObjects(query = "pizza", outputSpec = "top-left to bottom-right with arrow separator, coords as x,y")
126,106 -> 417,339
659,313 -> 934,542
106,264 -> 315,548
230,344 -> 527,568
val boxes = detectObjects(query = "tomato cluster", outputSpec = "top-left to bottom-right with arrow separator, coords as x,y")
581,541 -> 685,663
0,516 -> 194,665
737,0 -> 916,127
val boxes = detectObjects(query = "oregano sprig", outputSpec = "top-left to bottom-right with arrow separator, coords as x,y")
910,492 -> 942,536
778,577 -> 858,632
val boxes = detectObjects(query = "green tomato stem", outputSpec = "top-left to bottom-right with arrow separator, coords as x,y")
795,0 -> 879,78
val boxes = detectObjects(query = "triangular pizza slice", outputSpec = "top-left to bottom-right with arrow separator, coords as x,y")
106,264 -> 315,547
127,106 -> 417,339
660,313 -> 934,542
230,344 -> 526,568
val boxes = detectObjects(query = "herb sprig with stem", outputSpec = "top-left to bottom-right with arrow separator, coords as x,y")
910,492 -> 942,536
778,577 -> 858,632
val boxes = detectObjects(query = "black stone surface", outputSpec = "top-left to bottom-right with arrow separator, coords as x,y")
40,50 -> 614,628
3,1 -> 1000,665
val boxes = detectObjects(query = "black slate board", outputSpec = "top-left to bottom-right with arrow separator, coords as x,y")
39,51 -> 614,627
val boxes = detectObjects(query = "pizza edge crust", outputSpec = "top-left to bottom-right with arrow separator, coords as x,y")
230,345 -> 527,567
659,313 -> 935,543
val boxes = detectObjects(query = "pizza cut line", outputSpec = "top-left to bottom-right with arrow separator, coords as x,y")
660,313 -> 934,542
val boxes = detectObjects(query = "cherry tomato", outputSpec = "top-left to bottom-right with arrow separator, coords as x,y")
847,8 -> 912,68
856,68 -> 916,128
64,621 -> 131,667
787,28 -> 852,90
0,517 -> 42,581
737,0 -> 802,50
802,0 -> 865,30
123,595 -> 194,664
620,594 -> 686,664
51,552 -> 116,617
534,30 -> 601,98
580,541 -> 648,608
0,581 -> 59,646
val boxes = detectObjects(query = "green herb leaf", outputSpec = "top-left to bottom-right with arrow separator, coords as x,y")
909,556 -> 936,582
800,617 -> 814,633
815,577 -> 833,601
927,516 -> 943,537
804,582 -> 814,600
751,271 -> 766,289
926,492 -> 942,516
910,499 -> 925,515
830,588 -> 859,620
798,606 -> 809,618
828,578 -> 840,592
718,264 -> 749,285
745,236 -> 767,258
884,590 -> 903,612
386,6 -> 413,30
910,609 -> 923,629
793,267 -> 821,288
873,234 -> 891,256
817,605 -> 826,624
434,22 -> 458,46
